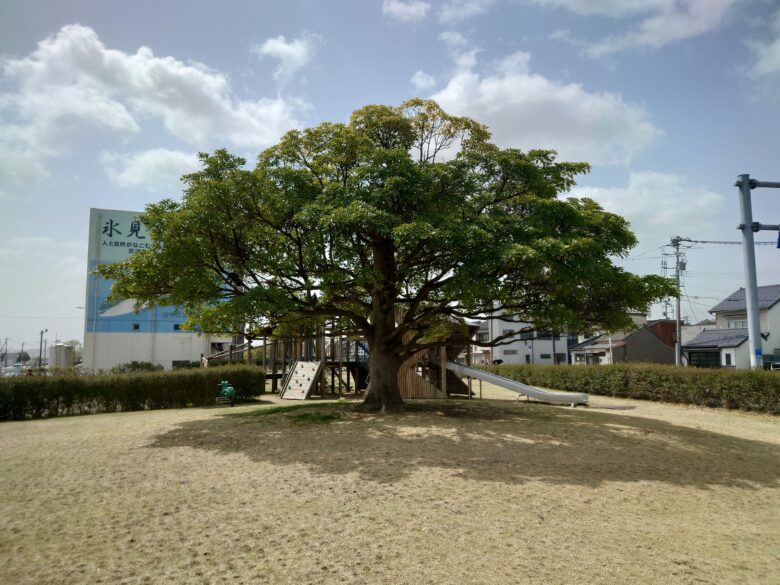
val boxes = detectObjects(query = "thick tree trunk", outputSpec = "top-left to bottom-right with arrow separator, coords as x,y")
362,342 -> 404,412
362,235 -> 405,412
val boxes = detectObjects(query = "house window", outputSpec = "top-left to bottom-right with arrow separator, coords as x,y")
724,353 -> 732,366
173,324 -> 181,331
728,320 -> 748,329
503,349 -> 518,355
132,323 -> 140,331
476,332 -> 489,342
540,353 -> 551,359
501,329 -> 514,336
525,355 -> 531,364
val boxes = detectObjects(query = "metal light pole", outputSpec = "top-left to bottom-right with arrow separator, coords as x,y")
736,174 -> 780,369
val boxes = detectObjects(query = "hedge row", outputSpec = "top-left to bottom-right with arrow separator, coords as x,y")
484,363 -> 779,414
0,366 -> 265,421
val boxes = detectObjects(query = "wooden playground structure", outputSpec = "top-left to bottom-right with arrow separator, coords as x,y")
206,322 -> 588,406
206,325 -> 479,401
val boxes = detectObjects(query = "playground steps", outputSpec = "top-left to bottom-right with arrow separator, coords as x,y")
280,360 -> 323,400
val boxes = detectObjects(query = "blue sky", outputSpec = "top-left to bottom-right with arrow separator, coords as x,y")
1,0 -> 779,348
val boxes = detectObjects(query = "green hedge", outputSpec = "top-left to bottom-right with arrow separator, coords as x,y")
0,366 -> 265,421
484,363 -> 779,414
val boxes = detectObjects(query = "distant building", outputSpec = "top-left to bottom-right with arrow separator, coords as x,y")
49,343 -> 75,368
569,320 -> 675,365
475,311 -> 577,365
82,209 -> 229,371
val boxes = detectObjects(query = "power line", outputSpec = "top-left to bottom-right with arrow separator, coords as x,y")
629,244 -> 667,258
680,237 -> 776,246
621,255 -> 665,261
681,279 -> 702,324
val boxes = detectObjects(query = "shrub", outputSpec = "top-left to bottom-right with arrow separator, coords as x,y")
110,361 -> 164,374
482,363 -> 780,414
0,365 -> 264,421
172,361 -> 201,370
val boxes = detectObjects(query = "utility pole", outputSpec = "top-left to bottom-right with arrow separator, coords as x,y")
735,174 -> 780,368
671,236 -> 683,366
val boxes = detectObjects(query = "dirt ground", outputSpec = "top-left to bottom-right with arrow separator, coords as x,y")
0,382 -> 778,585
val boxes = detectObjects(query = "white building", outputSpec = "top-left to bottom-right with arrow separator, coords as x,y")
49,343 -> 75,368
82,209 -> 229,371
475,313 -> 576,365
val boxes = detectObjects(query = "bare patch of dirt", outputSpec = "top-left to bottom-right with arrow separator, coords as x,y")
0,395 -> 778,584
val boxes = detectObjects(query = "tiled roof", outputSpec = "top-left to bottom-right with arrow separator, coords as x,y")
646,320 -> 676,348
683,328 -> 748,349
570,332 -> 629,351
568,335 -> 600,351
710,284 -> 780,313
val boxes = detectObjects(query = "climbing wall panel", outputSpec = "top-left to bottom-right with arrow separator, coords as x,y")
280,361 -> 323,400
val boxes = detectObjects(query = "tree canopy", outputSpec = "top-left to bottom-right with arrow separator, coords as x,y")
98,99 -> 674,410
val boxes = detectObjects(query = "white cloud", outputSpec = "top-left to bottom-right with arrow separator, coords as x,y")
536,0 -> 739,56
439,0 -> 495,23
0,124 -> 49,199
438,30 -> 469,49
431,50 -> 662,165
101,149 -> 200,192
746,9 -> 780,77
571,172 -> 726,247
532,0 -> 668,18
411,70 -> 436,91
383,0 -> 431,22
252,31 -> 321,85
0,24 -> 307,196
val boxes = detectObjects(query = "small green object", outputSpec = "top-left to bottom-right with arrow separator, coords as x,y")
218,380 -> 236,400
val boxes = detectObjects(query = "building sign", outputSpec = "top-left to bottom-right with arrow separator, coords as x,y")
84,209 -> 186,334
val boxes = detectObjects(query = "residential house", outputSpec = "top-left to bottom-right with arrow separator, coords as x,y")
569,320 -> 676,365
682,284 -> 780,368
682,329 -> 749,368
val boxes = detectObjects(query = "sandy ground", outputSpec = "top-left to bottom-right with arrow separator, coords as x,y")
0,382 -> 778,585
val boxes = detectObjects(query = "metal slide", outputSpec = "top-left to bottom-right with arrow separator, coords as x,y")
446,362 -> 588,407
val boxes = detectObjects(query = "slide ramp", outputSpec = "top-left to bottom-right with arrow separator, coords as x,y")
446,362 -> 588,406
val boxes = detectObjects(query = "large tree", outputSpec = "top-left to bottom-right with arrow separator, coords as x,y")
99,99 -> 674,411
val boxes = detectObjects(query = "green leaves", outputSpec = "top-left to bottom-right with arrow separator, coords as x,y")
101,100 -> 674,349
